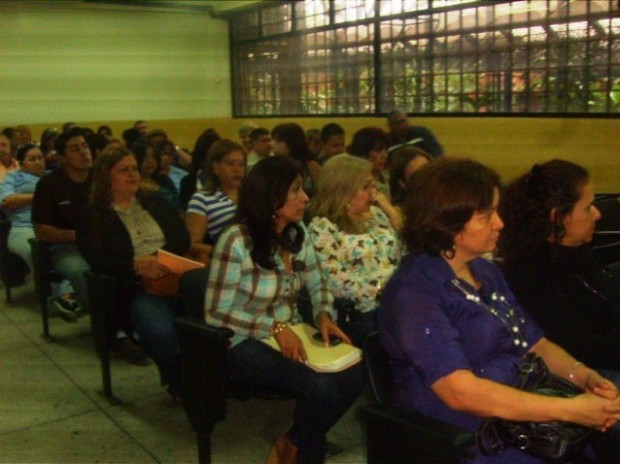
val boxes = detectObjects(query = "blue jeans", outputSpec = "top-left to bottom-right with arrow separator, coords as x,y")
48,242 -> 90,309
11,228 -> 73,297
228,338 -> 365,464
129,291 -> 182,395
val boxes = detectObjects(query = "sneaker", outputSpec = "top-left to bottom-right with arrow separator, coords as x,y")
53,297 -> 81,322
114,337 -> 150,366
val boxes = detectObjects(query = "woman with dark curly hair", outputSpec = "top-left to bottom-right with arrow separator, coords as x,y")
387,145 -> 431,206
498,159 -> 620,375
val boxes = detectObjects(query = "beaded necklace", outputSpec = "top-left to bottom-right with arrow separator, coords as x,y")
451,279 -> 529,348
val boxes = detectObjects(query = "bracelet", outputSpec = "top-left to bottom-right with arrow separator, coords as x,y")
269,321 -> 288,337
569,361 -> 584,383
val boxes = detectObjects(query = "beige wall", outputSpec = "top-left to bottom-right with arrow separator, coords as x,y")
1,1 -> 231,124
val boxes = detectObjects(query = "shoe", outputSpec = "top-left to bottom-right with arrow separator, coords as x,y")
267,433 -> 298,464
53,297 -> 81,322
114,337 -> 150,366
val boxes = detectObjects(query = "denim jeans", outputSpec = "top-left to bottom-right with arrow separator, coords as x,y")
9,227 -> 73,296
228,338 -> 365,464
48,242 -> 90,309
129,291 -> 182,395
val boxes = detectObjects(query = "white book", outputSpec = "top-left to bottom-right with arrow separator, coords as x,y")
261,323 -> 363,373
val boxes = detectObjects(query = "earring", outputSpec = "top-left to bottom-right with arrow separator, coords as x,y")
442,244 -> 456,260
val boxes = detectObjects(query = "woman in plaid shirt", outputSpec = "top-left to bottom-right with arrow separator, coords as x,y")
205,156 -> 364,464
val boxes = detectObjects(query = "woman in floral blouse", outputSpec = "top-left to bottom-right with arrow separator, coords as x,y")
309,154 -> 403,347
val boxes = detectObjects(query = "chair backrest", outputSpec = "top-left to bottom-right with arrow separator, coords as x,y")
179,267 -> 209,319
363,331 -> 393,405
593,195 -> 620,265
0,218 -> 29,288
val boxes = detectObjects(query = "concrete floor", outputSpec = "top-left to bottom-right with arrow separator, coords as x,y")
0,281 -> 367,463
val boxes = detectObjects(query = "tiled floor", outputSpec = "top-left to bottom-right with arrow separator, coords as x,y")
0,281 -> 367,463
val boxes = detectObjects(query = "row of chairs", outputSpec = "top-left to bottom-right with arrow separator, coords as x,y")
6,193 -> 618,463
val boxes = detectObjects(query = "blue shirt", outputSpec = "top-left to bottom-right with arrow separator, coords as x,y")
379,253 -> 545,463
0,169 -> 46,227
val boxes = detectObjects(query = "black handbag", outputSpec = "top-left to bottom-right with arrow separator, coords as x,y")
476,353 -> 595,463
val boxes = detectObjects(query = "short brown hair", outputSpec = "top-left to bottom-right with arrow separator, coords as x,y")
403,157 -> 501,256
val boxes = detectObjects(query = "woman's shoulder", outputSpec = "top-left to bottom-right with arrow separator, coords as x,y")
308,215 -> 339,233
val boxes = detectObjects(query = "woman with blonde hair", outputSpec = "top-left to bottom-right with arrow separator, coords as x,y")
308,154 -> 402,346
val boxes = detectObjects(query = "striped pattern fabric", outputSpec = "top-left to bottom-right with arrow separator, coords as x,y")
186,190 -> 237,243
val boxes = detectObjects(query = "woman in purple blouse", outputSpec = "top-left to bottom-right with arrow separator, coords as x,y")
379,158 -> 620,463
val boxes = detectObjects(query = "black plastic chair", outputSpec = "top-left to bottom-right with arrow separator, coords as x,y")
28,237 -> 55,340
84,270 -> 120,403
0,217 -> 29,304
359,332 -> 474,464
593,194 -> 620,267
175,268 -> 292,464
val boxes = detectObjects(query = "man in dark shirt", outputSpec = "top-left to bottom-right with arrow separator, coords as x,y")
32,127 -> 92,321
386,109 -> 444,158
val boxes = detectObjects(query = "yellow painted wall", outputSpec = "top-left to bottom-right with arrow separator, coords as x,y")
1,1 -> 231,124
26,116 -> 620,191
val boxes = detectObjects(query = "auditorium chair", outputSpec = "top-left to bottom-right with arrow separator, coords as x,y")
359,332 -> 474,464
0,217 -> 29,304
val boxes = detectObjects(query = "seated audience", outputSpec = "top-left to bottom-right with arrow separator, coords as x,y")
0,133 -> 18,182
205,156 -> 364,464
499,160 -> 620,378
146,129 -> 191,169
86,133 -> 111,160
122,127 -> 142,150
32,127 -> 93,321
97,125 -> 112,138
134,120 -> 149,136
305,128 -> 323,159
238,121 -> 257,154
40,128 -> 60,170
379,157 -> 620,463
157,140 -> 188,192
309,154 -> 402,347
347,127 -> 390,198
132,139 -> 180,211
246,127 -> 273,172
0,144 -> 79,317
272,122 -> 321,197
318,123 -> 345,165
386,109 -> 444,158
77,145 -> 189,397
185,139 -> 245,266
180,128 -> 220,209
387,145 -> 431,206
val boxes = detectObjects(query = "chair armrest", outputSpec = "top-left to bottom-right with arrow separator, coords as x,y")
174,317 -> 234,431
360,403 -> 474,463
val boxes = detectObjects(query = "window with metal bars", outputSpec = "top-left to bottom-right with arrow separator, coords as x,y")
229,0 -> 620,116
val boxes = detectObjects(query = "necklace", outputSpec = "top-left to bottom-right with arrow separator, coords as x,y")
451,279 -> 528,348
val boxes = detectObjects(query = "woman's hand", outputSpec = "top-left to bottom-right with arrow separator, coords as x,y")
584,370 -> 619,400
373,191 -> 403,231
569,391 -> 620,431
275,327 -> 308,363
316,311 -> 352,346
134,254 -> 170,279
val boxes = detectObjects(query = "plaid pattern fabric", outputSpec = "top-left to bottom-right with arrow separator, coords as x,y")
205,222 -> 334,347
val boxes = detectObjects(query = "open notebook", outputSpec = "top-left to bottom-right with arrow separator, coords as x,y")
262,323 -> 362,373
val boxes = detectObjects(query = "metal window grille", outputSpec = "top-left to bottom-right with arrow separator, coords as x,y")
230,0 -> 620,116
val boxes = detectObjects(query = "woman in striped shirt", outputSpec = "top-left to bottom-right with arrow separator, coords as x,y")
185,139 -> 245,266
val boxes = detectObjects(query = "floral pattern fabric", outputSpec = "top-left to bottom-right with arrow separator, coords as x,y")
308,206 -> 403,313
